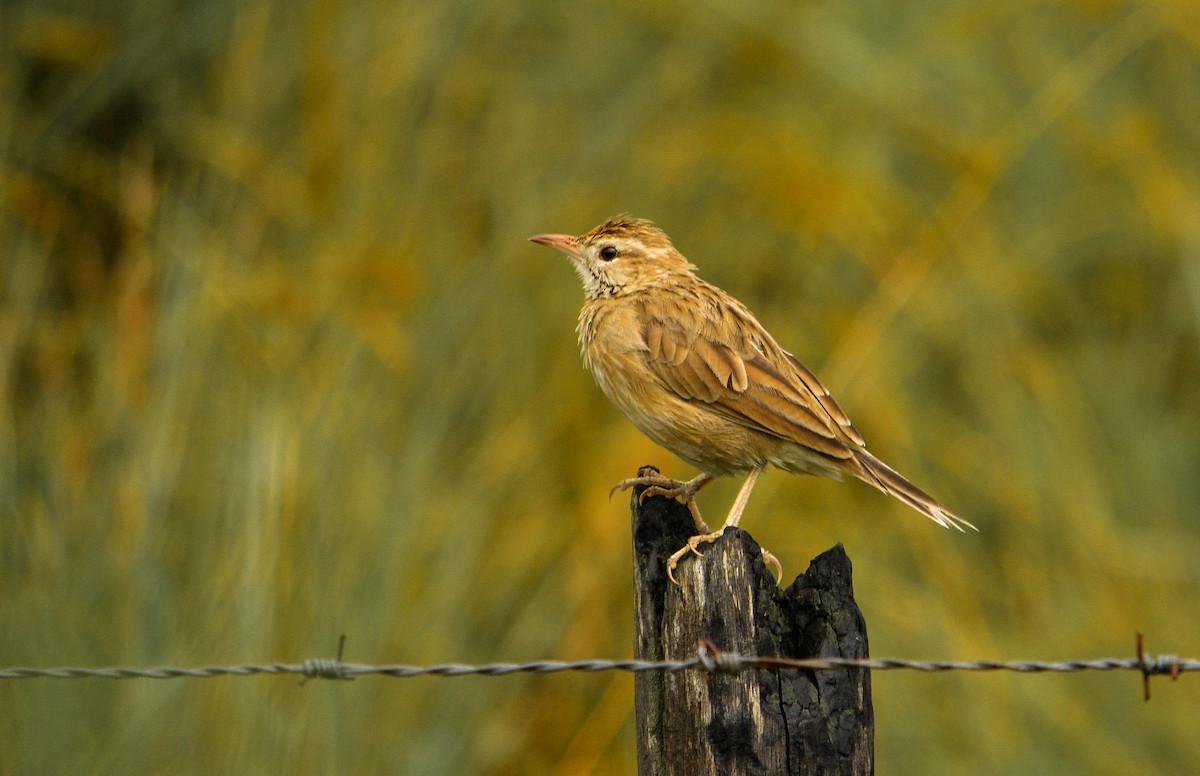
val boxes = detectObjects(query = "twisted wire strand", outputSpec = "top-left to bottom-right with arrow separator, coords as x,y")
1,652 -> 1193,681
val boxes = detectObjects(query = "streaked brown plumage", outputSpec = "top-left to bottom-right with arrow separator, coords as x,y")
531,216 -> 975,582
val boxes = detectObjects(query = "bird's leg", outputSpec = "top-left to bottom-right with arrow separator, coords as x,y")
721,465 -> 761,529
666,467 -> 782,584
611,471 -> 715,533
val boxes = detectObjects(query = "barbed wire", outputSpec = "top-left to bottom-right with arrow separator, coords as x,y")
1,633 -> 1192,699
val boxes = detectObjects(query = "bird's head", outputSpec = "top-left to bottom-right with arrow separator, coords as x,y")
530,216 -> 696,299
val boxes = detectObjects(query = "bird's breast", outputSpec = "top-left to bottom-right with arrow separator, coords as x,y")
576,299 -> 744,474
577,301 -> 649,401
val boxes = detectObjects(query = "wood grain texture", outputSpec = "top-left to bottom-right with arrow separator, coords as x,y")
630,468 -> 873,776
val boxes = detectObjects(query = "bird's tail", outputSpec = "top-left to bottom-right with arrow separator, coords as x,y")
851,450 -> 977,532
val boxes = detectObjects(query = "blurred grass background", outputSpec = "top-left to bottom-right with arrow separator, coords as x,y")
2,0 -> 1198,773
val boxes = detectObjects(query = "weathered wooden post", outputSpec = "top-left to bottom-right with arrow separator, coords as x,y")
630,465 -> 874,776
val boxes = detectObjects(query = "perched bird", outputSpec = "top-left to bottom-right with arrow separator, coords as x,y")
530,216 -> 975,583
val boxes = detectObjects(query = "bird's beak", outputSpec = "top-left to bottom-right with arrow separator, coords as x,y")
528,233 -> 581,259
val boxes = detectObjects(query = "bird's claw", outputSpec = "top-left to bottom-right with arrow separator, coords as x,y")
665,529 -> 726,585
640,484 -> 682,502
761,548 -> 784,584
666,530 -> 784,586
609,474 -> 684,501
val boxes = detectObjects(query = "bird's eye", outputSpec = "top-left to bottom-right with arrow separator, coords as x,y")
599,245 -> 618,261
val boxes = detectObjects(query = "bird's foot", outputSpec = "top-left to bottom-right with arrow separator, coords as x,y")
609,471 -> 706,502
666,527 -> 726,585
611,470 -> 714,533
665,529 -> 784,586
609,472 -> 679,500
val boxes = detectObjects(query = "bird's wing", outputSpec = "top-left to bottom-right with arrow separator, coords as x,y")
636,289 -> 858,460
780,351 -> 867,447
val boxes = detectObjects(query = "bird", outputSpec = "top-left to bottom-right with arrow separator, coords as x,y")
530,216 -> 975,583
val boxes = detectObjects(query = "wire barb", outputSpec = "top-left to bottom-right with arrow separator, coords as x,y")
697,639 -> 746,674
1137,631 -> 1181,701
301,635 -> 353,684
